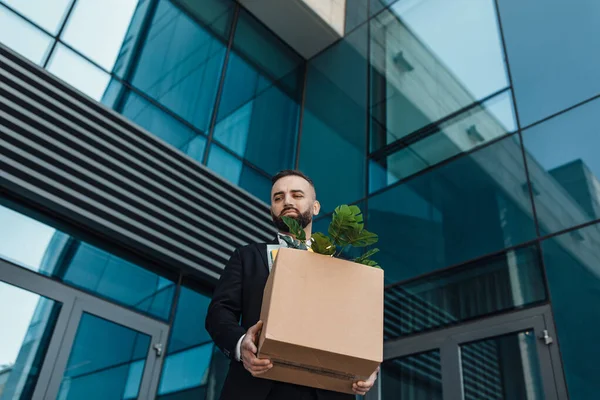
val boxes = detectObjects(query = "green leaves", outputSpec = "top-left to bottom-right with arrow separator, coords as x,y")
280,204 -> 381,269
282,215 -> 306,241
310,232 -> 336,256
353,248 -> 381,269
329,205 -> 378,248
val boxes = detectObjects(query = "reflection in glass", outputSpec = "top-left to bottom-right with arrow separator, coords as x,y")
57,313 -> 150,400
300,24 -> 369,213
381,350 -> 442,400
461,331 -> 544,400
497,0 -> 600,126
0,5 -> 53,65
541,223 -> 600,400
2,0 -> 72,34
207,145 -> 272,203
46,44 -> 111,100
61,0 -> 138,71
369,0 -> 509,152
521,98 -> 600,236
158,285 -> 229,399
370,91 -> 517,192
0,205 -> 176,321
214,9 -> 302,176
0,281 -> 61,399
368,135 -> 537,284
384,246 -> 546,339
119,90 -> 198,149
127,0 -> 228,133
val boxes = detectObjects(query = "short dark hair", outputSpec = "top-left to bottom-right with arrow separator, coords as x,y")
271,170 -> 315,188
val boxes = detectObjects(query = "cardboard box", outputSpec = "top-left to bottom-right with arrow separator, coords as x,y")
257,248 -> 384,394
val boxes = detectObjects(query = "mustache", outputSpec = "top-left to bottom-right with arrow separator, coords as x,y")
279,207 -> 299,216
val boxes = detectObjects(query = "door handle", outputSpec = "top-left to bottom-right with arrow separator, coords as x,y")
153,343 -> 164,357
539,330 -> 553,345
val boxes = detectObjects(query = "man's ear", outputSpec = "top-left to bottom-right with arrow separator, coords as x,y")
312,200 -> 321,216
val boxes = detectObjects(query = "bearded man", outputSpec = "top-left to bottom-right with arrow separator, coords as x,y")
205,170 -> 378,400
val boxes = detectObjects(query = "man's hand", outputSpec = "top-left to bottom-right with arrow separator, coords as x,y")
352,366 -> 379,396
241,321 -> 273,377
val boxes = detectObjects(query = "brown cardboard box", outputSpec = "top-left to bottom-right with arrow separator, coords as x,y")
257,248 -> 384,394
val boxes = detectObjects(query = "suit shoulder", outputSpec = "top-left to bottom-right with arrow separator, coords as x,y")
235,242 -> 266,254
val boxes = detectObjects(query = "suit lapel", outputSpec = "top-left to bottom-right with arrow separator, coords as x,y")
259,237 -> 279,274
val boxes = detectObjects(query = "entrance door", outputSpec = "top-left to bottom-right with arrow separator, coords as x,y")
372,306 -> 567,400
0,258 -> 169,400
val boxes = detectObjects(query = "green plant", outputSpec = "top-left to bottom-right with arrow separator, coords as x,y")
282,204 -> 381,268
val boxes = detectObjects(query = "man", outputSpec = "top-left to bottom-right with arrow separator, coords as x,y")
206,170 -> 378,399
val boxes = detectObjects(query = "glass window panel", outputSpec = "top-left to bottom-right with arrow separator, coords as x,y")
381,350 -> 442,400
461,331 -> 544,400
0,204 -> 176,321
232,9 -> 303,85
207,144 -> 272,203
369,0 -> 509,151
0,282 -> 62,400
370,91 -> 517,192
0,5 -> 53,65
128,0 -> 228,133
2,0 -> 72,34
119,90 -> 197,149
158,283 -> 229,399
541,223 -> 600,400
300,25 -> 369,213
171,0 -> 234,41
214,55 -> 299,175
368,135 -> 537,283
214,10 -> 302,176
384,246 -> 546,339
345,0 -> 369,33
61,0 -> 138,71
182,134 -> 207,163
521,98 -> 600,236
497,0 -> 600,127
46,44 -> 111,100
57,313 -> 151,400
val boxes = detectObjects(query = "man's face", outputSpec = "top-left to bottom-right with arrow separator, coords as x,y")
270,175 -> 320,233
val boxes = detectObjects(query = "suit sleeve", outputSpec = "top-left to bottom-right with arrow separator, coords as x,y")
205,248 -> 247,360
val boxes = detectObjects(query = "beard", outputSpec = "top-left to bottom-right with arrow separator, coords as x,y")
271,207 -> 313,233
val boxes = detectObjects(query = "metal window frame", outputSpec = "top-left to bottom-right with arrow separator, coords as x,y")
369,305 -> 568,400
0,258 -> 170,400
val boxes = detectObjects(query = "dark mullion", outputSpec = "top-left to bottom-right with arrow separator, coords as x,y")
42,0 -> 79,68
202,4 -> 240,165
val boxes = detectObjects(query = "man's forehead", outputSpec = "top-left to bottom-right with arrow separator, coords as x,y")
271,176 -> 313,193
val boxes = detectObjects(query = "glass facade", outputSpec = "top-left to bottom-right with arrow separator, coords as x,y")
1,0 -> 599,398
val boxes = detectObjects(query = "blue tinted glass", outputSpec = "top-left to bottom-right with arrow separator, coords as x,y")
46,44 -> 111,100
207,145 -> 272,203
61,0 -> 138,71
158,285 -> 228,398
214,10 -> 302,176
385,246 -> 545,339
370,91 -> 517,192
0,204 -> 176,321
345,0 -> 369,33
182,134 -> 207,162
381,350 -> 442,400
522,98 -> 600,235
368,135 -> 537,284
0,5 -> 53,65
370,0 -> 509,152
2,0 -> 71,34
0,282 -> 62,400
214,54 -> 299,175
119,90 -> 197,149
300,24 -> 369,213
58,313 -> 151,400
127,0 -> 228,133
541,223 -> 600,400
170,0 -> 234,40
498,0 -> 600,127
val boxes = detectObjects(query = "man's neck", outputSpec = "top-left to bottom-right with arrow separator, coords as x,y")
278,229 -> 311,241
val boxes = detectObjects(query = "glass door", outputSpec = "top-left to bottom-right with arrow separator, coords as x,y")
375,306 -> 567,400
0,258 -> 169,400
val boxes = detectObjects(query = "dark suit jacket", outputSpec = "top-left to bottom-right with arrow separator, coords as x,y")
205,241 -> 354,400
